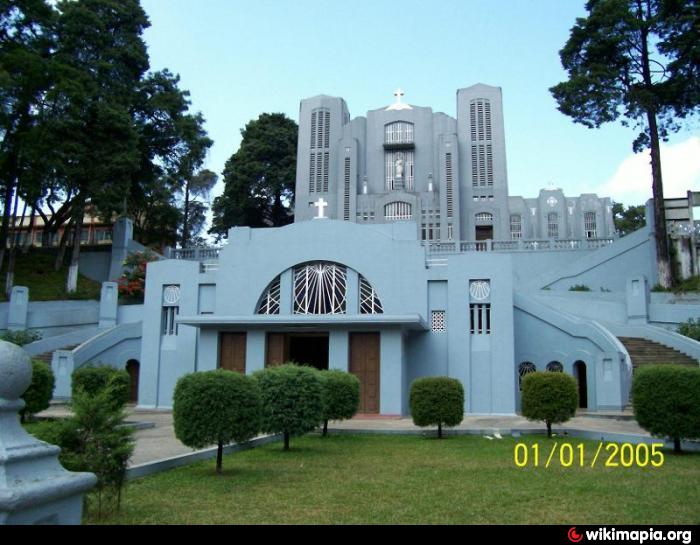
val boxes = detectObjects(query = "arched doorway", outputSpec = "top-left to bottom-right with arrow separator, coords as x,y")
126,360 -> 140,404
574,361 -> 587,409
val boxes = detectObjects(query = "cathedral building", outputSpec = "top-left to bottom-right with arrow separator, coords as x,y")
128,85 -> 689,417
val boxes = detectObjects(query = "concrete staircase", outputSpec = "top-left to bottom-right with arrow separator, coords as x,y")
618,337 -> 699,370
33,345 -> 79,364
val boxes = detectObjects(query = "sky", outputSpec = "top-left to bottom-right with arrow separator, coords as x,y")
139,0 -> 700,208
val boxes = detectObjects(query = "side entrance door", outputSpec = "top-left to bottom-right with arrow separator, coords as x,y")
219,332 -> 247,373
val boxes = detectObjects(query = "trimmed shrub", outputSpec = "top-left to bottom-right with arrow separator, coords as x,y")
319,370 -> 360,436
72,365 -> 130,410
521,372 -> 578,437
632,365 -> 700,453
409,377 -> 464,438
21,360 -> 55,421
0,329 -> 42,346
678,318 -> 700,342
254,364 -> 323,450
173,370 -> 261,474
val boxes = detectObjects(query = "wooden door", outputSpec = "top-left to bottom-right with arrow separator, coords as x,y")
266,333 -> 288,367
219,333 -> 247,373
126,360 -> 139,403
350,333 -> 380,414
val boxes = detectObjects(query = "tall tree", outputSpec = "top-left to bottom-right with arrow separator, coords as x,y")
0,0 -> 55,271
210,113 -> 297,238
550,0 -> 699,288
49,0 -> 149,292
180,168 -> 217,248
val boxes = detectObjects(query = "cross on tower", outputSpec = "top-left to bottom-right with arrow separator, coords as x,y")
313,197 -> 329,219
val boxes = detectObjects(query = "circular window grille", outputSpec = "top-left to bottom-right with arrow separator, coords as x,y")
546,361 -> 564,372
470,281 -> 491,301
163,285 -> 180,305
518,362 -> 537,389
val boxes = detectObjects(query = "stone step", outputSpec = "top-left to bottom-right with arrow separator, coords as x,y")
31,345 -> 79,364
617,337 -> 698,371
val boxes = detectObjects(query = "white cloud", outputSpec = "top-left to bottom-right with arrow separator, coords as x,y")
594,136 -> 700,205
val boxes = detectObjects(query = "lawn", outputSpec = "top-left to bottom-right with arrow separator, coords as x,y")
90,434 -> 700,525
0,251 -> 102,302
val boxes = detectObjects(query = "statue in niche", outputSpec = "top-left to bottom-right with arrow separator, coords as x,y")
395,153 -> 405,179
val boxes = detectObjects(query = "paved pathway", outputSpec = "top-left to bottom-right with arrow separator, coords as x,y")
37,405 -> 653,467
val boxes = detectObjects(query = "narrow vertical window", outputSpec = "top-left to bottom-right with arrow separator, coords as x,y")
510,214 -> 522,240
584,212 -> 597,239
469,304 -> 491,335
547,213 -> 559,239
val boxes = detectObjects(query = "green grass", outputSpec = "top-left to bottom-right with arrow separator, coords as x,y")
88,434 -> 700,525
0,251 -> 102,302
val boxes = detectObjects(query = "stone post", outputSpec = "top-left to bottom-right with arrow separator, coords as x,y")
0,341 -> 96,524
626,276 -> 649,325
98,282 -> 118,329
108,217 -> 134,281
7,286 -> 29,332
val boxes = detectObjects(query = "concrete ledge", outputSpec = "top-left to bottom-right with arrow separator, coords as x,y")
327,426 -> 700,452
126,434 -> 282,480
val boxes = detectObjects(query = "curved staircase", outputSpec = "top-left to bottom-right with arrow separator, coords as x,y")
618,337 -> 699,370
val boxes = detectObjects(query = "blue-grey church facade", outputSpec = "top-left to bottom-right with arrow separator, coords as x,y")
134,84 -> 669,416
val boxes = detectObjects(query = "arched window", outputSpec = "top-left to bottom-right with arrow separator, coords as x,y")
546,361 -> 563,373
518,361 -> 537,389
257,276 -> 281,315
475,212 -> 493,223
359,275 -> 383,314
384,121 -> 414,144
547,212 -> 559,239
384,202 -> 412,221
293,262 -> 347,315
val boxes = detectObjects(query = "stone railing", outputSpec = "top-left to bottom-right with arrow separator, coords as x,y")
424,238 -> 616,254
167,247 -> 221,261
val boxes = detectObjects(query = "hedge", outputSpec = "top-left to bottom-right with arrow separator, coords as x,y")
21,360 -> 55,421
72,365 -> 130,410
632,365 -> 700,453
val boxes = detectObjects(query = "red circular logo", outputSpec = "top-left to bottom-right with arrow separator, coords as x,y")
568,527 -> 584,543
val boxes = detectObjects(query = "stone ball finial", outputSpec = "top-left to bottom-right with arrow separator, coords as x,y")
0,339 -> 32,400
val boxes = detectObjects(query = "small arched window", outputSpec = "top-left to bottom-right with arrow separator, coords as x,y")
475,212 -> 493,223
518,361 -> 537,389
546,361 -> 563,373
384,121 -> 414,144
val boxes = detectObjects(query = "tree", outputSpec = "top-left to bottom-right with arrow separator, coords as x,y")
521,372 -> 578,437
210,113 -> 297,238
21,359 -> 55,422
318,370 -> 360,436
254,364 -> 323,451
613,201 -> 647,235
180,169 -> 217,247
409,377 -> 465,439
173,370 -> 261,474
550,0 -> 700,288
47,0 -> 150,292
632,365 -> 700,453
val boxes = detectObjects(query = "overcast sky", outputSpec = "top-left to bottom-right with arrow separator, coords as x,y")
140,0 -> 700,208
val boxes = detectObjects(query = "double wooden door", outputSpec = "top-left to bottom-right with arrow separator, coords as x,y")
219,332 -> 247,373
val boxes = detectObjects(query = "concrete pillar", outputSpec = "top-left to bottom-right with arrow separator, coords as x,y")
380,329 -> 404,416
51,350 -> 75,400
0,341 -> 95,524
279,270 -> 293,314
98,282 -> 119,329
108,217 -> 134,281
7,287 -> 28,332
626,276 -> 649,325
594,353 -> 627,411
328,330 -> 349,371
246,331 -> 266,374
346,269 -> 359,315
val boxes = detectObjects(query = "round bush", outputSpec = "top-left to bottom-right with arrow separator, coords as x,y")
521,372 -> 578,437
632,365 -> 700,452
254,364 -> 323,450
319,370 -> 360,435
410,377 -> 464,438
173,370 -> 261,473
72,365 -> 130,410
21,360 -> 55,420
